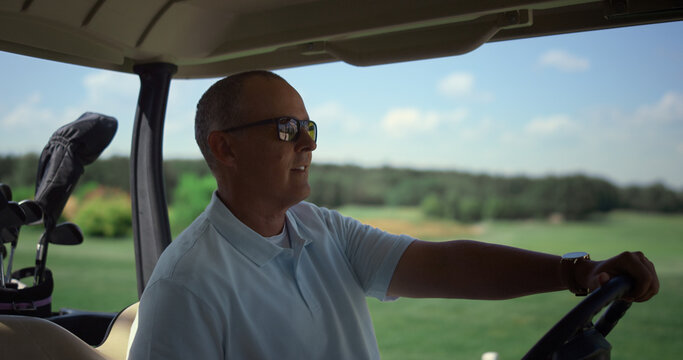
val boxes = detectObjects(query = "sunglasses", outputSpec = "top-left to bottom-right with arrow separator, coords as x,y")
220,116 -> 317,142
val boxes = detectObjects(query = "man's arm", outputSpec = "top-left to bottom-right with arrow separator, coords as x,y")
387,239 -> 659,301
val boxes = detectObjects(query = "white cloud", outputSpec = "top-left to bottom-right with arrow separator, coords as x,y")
437,72 -> 494,102
0,93 -> 81,152
381,108 -> 435,138
525,114 -> 575,135
438,72 -> 474,97
75,71 -> 140,154
0,70 -> 141,155
311,101 -> 363,133
443,108 -> 468,125
82,71 -> 138,109
83,71 -> 137,92
380,107 -> 467,138
460,117 -> 493,140
539,50 -> 590,72
632,91 -> 683,124
0,69 -> 207,158
0,93 -> 53,127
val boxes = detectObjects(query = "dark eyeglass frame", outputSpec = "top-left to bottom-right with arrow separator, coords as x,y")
220,116 -> 317,142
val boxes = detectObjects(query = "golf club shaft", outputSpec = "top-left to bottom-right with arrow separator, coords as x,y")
1,227 -> 19,284
6,244 -> 16,283
0,252 -> 5,287
34,237 -> 48,285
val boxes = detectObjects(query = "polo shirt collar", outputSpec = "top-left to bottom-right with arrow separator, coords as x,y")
205,193 -> 311,266
284,209 -> 313,250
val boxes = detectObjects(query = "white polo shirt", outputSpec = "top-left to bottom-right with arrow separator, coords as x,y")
129,193 -> 414,359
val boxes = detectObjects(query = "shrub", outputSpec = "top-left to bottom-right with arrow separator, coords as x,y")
73,181 -> 100,200
72,187 -> 132,238
420,193 -> 444,218
455,196 -> 483,223
385,177 -> 444,206
168,173 -> 216,233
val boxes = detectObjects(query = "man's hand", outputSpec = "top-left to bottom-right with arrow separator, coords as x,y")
576,251 -> 659,302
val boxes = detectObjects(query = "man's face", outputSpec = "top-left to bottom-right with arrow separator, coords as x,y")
226,76 -> 316,210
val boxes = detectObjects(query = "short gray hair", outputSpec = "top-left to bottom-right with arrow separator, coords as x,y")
194,70 -> 285,169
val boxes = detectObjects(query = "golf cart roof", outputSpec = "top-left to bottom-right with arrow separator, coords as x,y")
2,0 -> 682,79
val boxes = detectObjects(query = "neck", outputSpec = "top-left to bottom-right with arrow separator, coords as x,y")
216,188 -> 288,237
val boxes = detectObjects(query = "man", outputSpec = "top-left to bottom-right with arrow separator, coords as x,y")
128,70 -> 658,359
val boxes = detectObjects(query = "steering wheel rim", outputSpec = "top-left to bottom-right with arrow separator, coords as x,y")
522,276 -> 633,360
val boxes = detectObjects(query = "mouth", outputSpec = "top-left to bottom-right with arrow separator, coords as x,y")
291,165 -> 308,172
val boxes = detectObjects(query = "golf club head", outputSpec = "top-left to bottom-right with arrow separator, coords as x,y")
0,183 -> 11,202
33,222 -> 84,284
50,222 -> 84,245
18,200 -> 43,225
0,202 -> 26,229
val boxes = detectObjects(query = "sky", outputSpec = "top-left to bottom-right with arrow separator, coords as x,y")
1,21 -> 682,189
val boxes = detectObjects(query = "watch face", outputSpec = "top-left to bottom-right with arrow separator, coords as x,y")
563,251 -> 589,259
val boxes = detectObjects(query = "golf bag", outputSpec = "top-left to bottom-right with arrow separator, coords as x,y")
0,112 -> 117,317
0,267 -> 53,317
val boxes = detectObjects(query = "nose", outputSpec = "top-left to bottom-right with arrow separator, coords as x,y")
295,126 -> 316,152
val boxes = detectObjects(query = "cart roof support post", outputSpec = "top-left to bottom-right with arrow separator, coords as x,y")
131,63 -> 177,298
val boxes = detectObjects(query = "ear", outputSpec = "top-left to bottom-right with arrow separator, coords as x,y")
208,131 -> 237,166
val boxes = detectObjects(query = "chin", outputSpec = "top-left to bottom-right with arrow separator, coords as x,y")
299,187 -> 312,202
277,184 -> 308,206
293,185 -> 311,204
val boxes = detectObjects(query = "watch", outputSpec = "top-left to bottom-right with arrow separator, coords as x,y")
561,252 -> 591,296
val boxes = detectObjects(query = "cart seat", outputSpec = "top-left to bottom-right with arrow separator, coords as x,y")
0,302 -> 138,360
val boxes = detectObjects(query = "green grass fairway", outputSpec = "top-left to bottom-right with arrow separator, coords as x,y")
340,207 -> 683,360
10,209 -> 683,359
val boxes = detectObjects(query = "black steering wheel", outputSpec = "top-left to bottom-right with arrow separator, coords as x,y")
522,276 -> 634,360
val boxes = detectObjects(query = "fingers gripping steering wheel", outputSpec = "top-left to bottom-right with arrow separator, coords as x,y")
523,276 -> 634,360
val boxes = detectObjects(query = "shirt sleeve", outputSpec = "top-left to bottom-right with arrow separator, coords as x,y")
128,279 -> 225,360
324,208 -> 415,301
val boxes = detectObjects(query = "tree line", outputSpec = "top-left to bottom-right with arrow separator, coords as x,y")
0,154 -> 211,202
307,164 -> 683,221
2,154 -> 682,228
